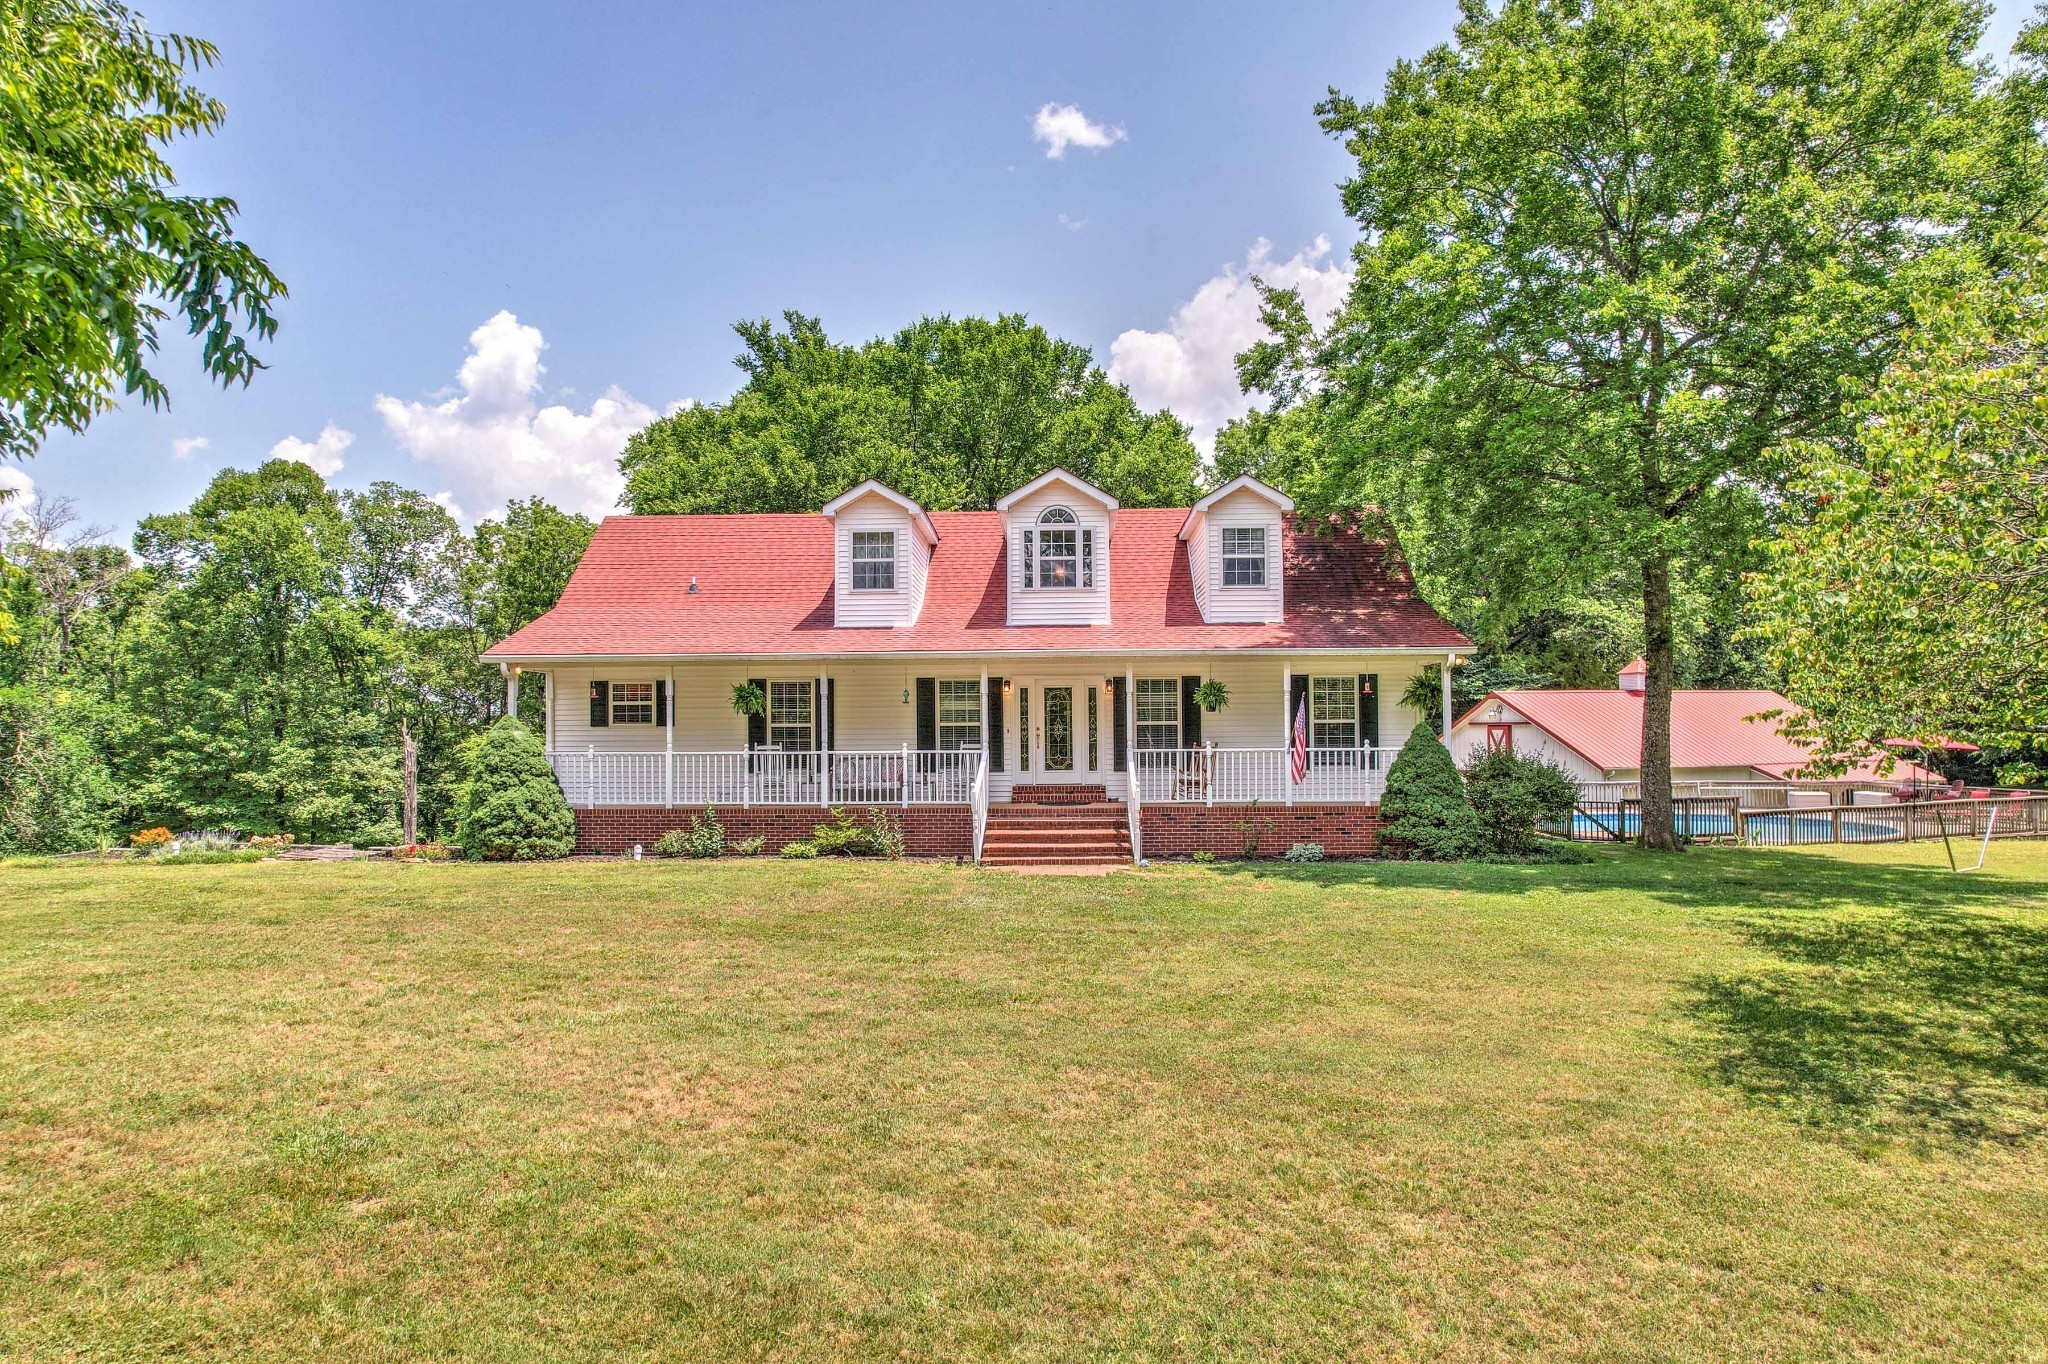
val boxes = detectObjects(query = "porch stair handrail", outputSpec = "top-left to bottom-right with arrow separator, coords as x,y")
1126,751 -> 1142,866
970,754 -> 989,863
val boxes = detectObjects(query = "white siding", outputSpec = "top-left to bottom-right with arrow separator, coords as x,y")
1199,487 -> 1284,623
544,654 -> 1438,812
1184,508 -> 1211,622
831,494 -> 929,627
1004,480 -> 1114,626
1187,654 -> 1430,752
1449,718 -> 1604,782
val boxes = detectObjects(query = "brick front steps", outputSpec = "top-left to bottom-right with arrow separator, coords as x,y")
1006,784 -> 1109,806
981,801 -> 1132,867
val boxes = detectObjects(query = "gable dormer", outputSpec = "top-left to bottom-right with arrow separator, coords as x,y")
822,480 -> 938,627
1178,474 -> 1292,623
997,468 -> 1117,626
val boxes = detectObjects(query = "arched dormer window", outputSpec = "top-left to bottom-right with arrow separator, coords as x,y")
1027,506 -> 1092,589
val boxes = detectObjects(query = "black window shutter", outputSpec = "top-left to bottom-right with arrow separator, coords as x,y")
812,680 -> 823,751
1021,529 -> 1033,589
589,680 -> 609,728
1288,674 -> 1308,743
1181,675 -> 1202,747
1360,674 -> 1379,748
986,678 -> 1005,772
1112,677 -> 1128,772
653,680 -> 667,728
746,677 -> 767,749
915,678 -> 936,751
1082,528 -> 1094,587
824,678 -> 836,751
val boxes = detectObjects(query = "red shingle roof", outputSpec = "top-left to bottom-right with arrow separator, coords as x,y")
484,508 -> 1469,659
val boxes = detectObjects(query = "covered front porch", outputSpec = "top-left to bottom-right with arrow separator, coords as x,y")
506,651 -> 1445,859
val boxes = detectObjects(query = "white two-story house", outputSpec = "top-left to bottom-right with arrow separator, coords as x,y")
483,469 -> 1469,864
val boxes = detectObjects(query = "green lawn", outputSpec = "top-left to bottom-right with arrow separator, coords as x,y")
4,843 -> 2047,1361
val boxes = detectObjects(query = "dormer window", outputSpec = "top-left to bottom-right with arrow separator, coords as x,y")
851,530 -> 895,590
1221,526 -> 1267,587
1028,506 -> 1093,589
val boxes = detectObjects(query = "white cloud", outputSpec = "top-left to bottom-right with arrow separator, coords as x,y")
375,311 -> 654,522
0,464 -> 32,510
1107,236 -> 1353,453
1032,103 -> 1125,158
171,436 -> 210,461
270,422 -> 354,477
1057,212 -> 1088,231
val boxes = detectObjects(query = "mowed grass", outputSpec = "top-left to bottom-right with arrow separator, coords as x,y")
3,843 -> 2047,1361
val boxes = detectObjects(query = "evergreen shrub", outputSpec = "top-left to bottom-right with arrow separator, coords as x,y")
1378,727 -> 1484,860
454,718 -> 575,860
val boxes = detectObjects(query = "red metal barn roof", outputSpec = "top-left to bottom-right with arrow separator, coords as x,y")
1462,688 -> 1939,780
484,508 -> 1470,659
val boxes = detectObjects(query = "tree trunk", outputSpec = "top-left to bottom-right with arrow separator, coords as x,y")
401,718 -> 418,848
1638,552 -> 1681,851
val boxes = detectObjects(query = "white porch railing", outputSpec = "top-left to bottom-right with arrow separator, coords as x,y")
970,755 -> 990,862
550,749 -> 983,808
1131,745 -> 1400,805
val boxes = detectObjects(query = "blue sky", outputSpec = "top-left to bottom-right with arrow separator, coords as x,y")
13,0 -> 2039,534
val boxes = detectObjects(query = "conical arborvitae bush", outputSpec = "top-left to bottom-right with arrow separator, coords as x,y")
456,717 -> 576,860
1378,725 -> 1483,860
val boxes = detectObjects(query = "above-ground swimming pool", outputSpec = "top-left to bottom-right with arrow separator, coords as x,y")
1563,810 -> 1901,841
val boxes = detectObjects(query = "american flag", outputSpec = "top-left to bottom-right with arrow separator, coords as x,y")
1290,694 -> 1309,784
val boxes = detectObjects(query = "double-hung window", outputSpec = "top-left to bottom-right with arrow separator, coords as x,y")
1036,507 -> 1080,588
1221,526 -> 1266,586
1309,676 -> 1358,751
768,681 -> 813,750
937,680 -> 982,750
851,531 -> 895,590
611,681 -> 655,726
1134,678 -> 1181,750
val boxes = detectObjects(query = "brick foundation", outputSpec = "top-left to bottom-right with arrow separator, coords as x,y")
575,805 -> 973,858
1139,803 -> 1382,859
574,802 -> 1378,862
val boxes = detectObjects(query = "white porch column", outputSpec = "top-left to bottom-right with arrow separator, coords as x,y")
504,665 -> 518,718
665,665 -> 675,808
1442,653 -> 1456,743
979,668 -> 989,778
1124,665 -> 1136,793
1281,663 -> 1292,807
543,671 -> 554,751
818,672 -> 829,807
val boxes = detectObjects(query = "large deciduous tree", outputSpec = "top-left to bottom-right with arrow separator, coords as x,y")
620,312 -> 1200,512
1748,250 -> 2048,781
1247,0 -> 2009,847
0,0 -> 284,461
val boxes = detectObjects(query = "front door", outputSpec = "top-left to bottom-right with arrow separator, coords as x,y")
1024,678 -> 1094,779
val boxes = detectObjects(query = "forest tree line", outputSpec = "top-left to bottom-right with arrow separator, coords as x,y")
0,466 -> 592,850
